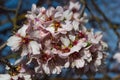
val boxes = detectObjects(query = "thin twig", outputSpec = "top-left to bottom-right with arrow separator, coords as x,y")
5,13 -> 14,25
0,59 -> 14,70
15,0 -> 22,18
1,13 -> 26,26
91,0 -> 120,38
0,58 -> 19,74
0,42 -> 7,50
85,1 -> 105,31
79,0 -> 86,17
13,0 -> 22,31
0,6 -> 16,12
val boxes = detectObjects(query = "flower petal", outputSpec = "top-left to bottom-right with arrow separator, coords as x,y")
113,52 -> 120,63
70,40 -> 87,53
60,37 -> 70,47
28,41 -> 41,55
72,20 -> 79,31
64,61 -> 70,68
61,21 -> 73,31
7,36 -> 22,51
97,52 -> 103,59
69,1 -> 80,10
71,61 -> 75,68
42,64 -> 50,74
21,46 -> 29,57
46,26 -> 55,34
46,7 -> 55,17
63,10 -> 73,20
52,68 -> 57,74
31,30 -> 49,40
31,4 -> 37,12
69,35 -> 75,41
17,25 -> 28,37
58,40 -> 87,58
75,58 -> 85,68
56,66 -> 62,74
94,59 -> 101,66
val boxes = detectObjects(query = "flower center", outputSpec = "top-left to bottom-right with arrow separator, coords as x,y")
22,37 -> 29,44
62,47 -> 70,53
42,54 -> 51,62
78,32 -> 85,38
54,21 -> 61,31
72,8 -> 77,13
46,17 -> 52,21
71,52 -> 79,59
73,40 -> 78,45
54,45 -> 61,50
35,18 -> 39,21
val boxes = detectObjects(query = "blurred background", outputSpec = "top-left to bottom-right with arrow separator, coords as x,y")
0,0 -> 120,79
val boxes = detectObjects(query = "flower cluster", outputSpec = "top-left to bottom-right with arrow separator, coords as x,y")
7,1 -> 107,76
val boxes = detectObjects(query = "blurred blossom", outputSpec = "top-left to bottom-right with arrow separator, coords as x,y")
0,73 -> 31,80
113,42 -> 120,63
113,52 -> 120,63
6,1 -> 108,76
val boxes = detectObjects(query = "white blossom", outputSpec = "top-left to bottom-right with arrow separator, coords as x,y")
7,25 -> 28,51
0,73 -> 31,80
6,1 -> 107,75
42,64 -> 50,74
69,1 -> 81,11
113,52 -> 120,63
72,58 -> 85,68
64,61 -> 70,68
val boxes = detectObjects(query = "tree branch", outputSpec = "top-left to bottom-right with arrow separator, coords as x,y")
79,0 -> 86,17
0,58 -> 19,75
91,0 -> 120,38
0,42 -> 7,50
13,0 -> 22,32
0,6 -> 16,12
